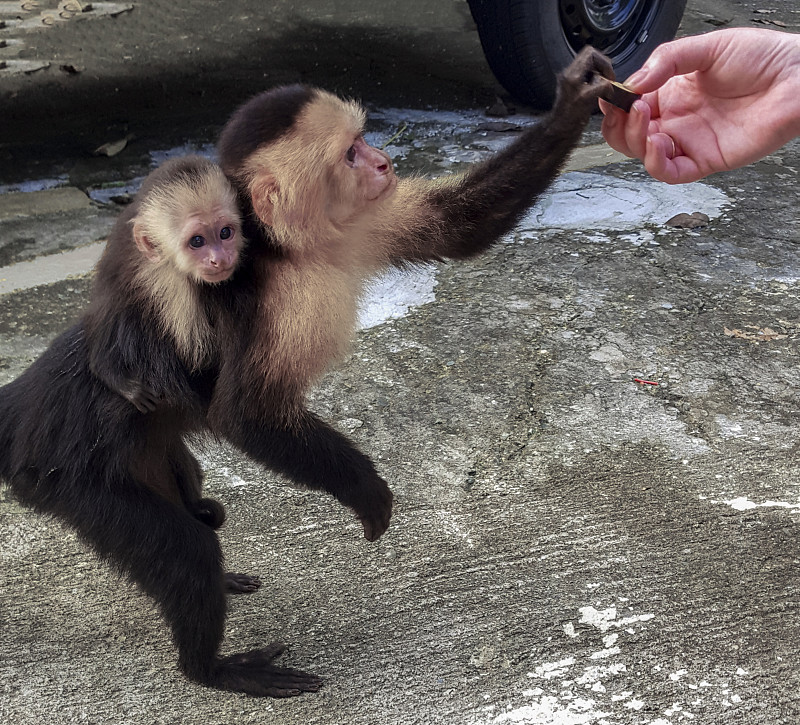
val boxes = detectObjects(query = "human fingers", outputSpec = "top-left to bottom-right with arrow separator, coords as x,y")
624,32 -> 724,94
599,100 -> 635,156
622,100 -> 651,160
643,134 -> 703,184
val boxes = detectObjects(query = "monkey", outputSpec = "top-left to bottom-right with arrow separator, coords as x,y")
0,156 -> 323,697
202,46 -> 615,549
78,47 -> 607,695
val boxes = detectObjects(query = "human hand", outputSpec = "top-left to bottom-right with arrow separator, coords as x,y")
600,28 -> 800,184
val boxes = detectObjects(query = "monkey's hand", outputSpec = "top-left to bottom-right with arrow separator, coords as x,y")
118,379 -> 161,414
349,475 -> 393,542
224,572 -> 263,594
552,46 -> 615,119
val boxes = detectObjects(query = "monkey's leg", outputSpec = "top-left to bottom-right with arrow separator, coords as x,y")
169,438 -> 262,594
71,483 -> 320,697
216,410 -> 393,541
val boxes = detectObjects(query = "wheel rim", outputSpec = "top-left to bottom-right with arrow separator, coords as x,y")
559,0 -> 661,63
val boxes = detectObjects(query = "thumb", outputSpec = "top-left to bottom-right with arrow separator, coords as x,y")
625,34 -> 720,93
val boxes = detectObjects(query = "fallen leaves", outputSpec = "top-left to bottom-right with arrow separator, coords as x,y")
666,212 -> 710,229
752,9 -> 789,28
92,134 -> 134,157
724,325 -> 789,343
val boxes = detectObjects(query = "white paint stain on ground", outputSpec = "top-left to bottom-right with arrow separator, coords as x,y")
486,602 -> 657,724
522,171 -> 730,231
720,496 -> 800,513
484,595 -> 746,724
358,266 -> 438,329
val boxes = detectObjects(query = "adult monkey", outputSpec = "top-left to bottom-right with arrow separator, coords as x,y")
208,47 -> 614,548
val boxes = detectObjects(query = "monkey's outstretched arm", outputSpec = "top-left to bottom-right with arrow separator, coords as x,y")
384,47 -> 614,263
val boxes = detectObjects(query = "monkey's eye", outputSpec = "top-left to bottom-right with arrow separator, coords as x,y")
189,235 -> 206,249
219,226 -> 233,240
345,145 -> 357,165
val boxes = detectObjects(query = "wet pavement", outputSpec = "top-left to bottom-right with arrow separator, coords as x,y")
1,2 -> 800,725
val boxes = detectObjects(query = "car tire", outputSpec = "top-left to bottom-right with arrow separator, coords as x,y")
467,0 -> 687,108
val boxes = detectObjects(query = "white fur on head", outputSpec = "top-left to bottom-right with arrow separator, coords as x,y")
241,89 -> 367,254
130,162 -> 241,369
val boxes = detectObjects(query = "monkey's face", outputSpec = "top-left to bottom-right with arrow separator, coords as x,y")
177,206 -> 243,284
342,136 -> 396,203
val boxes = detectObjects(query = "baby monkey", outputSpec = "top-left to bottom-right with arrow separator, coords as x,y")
0,157 -> 319,697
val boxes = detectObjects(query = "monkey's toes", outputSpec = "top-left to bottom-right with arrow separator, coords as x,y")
218,645 -> 323,697
224,572 -> 262,593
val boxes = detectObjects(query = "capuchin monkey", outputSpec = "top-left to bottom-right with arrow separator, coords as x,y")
207,46 -> 614,543
0,157 -> 320,697
107,46 -> 607,696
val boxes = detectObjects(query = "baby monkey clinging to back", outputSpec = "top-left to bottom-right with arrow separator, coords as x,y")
0,157 -> 313,696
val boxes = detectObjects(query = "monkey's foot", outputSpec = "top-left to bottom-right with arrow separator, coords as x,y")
214,644 -> 323,697
224,572 -> 262,594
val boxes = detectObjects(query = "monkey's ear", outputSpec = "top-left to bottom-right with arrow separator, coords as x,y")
132,220 -> 162,262
250,171 -> 277,227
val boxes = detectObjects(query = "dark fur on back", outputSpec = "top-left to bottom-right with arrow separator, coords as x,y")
217,85 -> 314,179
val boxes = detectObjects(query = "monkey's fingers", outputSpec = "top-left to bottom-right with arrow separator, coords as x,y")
127,385 -> 160,413
554,46 -> 616,116
354,480 -> 393,541
137,390 -> 161,413
224,572 -> 263,594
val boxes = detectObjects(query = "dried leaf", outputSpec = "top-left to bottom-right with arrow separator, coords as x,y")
93,134 -> 133,157
666,212 -> 710,229
724,325 -> 788,342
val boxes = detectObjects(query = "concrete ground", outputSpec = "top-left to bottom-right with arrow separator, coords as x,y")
1,2 -> 799,724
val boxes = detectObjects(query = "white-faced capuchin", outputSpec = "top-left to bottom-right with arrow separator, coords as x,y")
206,46 -> 614,541
0,157 -> 323,697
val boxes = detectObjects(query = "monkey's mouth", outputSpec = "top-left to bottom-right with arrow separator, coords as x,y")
369,174 -> 398,202
202,268 -> 236,284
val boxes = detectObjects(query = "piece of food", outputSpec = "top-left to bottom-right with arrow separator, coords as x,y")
601,80 -> 641,112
